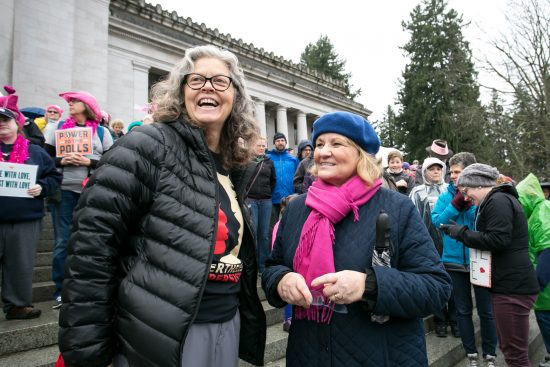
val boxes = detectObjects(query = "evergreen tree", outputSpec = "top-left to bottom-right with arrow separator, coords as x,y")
395,0 -> 485,160
484,90 -> 517,174
373,105 -> 403,149
300,35 -> 361,99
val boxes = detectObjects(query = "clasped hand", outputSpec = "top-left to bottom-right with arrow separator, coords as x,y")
277,270 -> 366,308
61,153 -> 90,167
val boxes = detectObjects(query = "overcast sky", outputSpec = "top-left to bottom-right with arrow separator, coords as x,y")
156,0 -> 510,121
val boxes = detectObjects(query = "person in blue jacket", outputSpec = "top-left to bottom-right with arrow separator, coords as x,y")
432,152 -> 497,367
267,132 -> 298,225
0,87 -> 62,320
263,111 -> 451,367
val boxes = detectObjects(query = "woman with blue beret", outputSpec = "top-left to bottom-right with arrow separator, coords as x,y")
262,111 -> 452,366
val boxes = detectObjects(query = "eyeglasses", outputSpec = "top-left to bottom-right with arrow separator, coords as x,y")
460,187 -> 470,196
183,73 -> 233,91
47,110 -> 59,114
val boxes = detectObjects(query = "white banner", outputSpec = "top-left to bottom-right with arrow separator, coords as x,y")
470,248 -> 492,288
0,162 -> 38,198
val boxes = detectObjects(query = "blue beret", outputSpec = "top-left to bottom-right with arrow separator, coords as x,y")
312,111 -> 380,154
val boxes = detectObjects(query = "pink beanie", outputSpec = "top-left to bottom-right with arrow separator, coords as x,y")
46,104 -> 64,116
59,91 -> 101,122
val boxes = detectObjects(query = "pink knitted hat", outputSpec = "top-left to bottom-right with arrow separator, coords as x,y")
59,91 -> 101,122
0,86 -> 25,127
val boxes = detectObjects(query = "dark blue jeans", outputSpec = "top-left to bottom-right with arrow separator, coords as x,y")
449,271 -> 497,356
246,198 -> 272,273
50,190 -> 80,298
536,310 -> 550,354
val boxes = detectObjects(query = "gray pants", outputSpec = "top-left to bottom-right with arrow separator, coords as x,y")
0,219 -> 41,312
113,310 -> 240,367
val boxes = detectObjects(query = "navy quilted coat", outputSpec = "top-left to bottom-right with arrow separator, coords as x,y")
262,188 -> 451,367
58,121 -> 266,367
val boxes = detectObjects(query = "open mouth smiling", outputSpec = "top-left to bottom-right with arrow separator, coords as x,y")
198,98 -> 219,107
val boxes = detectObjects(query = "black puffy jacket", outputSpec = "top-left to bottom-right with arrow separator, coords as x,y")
58,119 -> 266,367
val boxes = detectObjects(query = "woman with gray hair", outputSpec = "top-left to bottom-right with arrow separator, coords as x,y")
58,45 -> 266,367
441,163 -> 538,367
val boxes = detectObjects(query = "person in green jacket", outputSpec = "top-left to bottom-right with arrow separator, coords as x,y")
516,173 -> 550,367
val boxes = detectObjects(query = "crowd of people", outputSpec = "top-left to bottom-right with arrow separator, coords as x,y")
0,44 -> 549,367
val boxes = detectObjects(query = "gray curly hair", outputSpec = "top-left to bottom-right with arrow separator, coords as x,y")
150,45 -> 258,169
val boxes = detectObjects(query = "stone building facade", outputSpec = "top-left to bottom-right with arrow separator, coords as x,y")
1,0 -> 371,148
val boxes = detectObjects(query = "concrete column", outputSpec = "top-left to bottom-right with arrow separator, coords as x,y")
254,99 -> 267,138
297,111 -> 308,143
132,61 -> 150,121
276,106 -> 288,142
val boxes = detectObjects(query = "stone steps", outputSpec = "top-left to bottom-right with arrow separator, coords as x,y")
0,345 -> 58,367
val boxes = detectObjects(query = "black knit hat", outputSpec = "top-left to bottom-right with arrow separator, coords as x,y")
273,132 -> 287,143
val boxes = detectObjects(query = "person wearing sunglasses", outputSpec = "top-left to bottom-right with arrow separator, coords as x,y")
263,111 -> 451,367
40,105 -> 64,142
440,163 -> 538,367
58,45 -> 266,367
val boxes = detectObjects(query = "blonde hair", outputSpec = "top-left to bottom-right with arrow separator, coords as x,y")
310,137 -> 381,186
111,119 -> 124,129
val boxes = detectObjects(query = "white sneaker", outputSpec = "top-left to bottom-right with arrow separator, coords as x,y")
484,354 -> 497,367
52,295 -> 62,309
467,353 -> 479,367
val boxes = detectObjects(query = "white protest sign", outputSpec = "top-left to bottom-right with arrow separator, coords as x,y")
470,248 -> 492,288
0,162 -> 38,198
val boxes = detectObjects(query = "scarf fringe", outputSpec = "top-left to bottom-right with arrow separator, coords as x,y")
295,303 -> 334,323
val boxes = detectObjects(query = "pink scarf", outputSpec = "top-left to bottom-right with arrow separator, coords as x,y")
1,134 -> 29,163
293,175 -> 382,323
60,117 -> 98,134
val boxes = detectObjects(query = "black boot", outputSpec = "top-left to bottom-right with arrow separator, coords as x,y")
450,324 -> 460,338
435,323 -> 447,337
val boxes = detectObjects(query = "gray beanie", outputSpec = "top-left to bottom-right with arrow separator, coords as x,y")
457,163 -> 499,187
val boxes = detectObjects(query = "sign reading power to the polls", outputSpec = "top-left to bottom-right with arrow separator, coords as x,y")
0,162 -> 38,198
55,127 -> 93,157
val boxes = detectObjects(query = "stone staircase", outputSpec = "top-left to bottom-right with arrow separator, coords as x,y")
0,216 -> 543,366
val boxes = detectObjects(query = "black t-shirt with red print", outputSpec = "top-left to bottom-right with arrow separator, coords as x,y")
194,152 -> 244,323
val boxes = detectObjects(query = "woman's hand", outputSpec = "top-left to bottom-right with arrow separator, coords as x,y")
72,154 -> 91,167
277,272 -> 313,308
311,270 -> 366,304
61,154 -> 91,167
27,184 -> 42,197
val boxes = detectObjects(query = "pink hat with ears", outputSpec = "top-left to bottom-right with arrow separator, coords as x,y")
0,85 -> 25,127
46,104 -> 63,116
59,91 -> 101,122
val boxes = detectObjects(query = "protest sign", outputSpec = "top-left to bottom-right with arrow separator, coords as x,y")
55,127 -> 93,157
0,162 -> 38,198
470,248 -> 492,288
